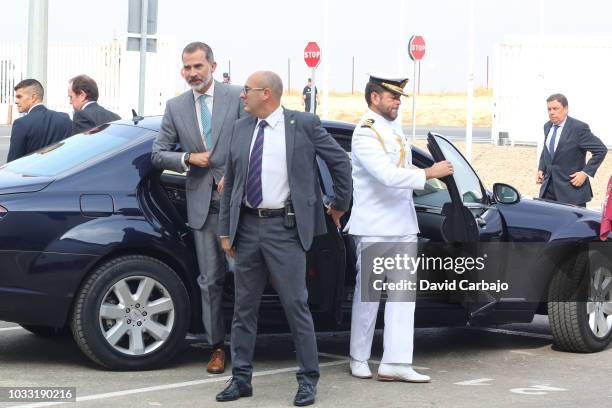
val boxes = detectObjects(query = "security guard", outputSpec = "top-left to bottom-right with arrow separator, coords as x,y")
346,74 -> 453,382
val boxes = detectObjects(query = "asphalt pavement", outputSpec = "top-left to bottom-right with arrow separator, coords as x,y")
0,317 -> 610,407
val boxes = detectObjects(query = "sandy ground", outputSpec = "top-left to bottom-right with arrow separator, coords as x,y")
282,89 -> 493,127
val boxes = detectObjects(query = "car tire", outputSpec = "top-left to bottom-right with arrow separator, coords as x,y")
71,255 -> 190,370
548,250 -> 612,353
20,325 -> 69,337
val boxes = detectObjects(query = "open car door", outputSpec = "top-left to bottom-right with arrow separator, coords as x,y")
426,133 -> 507,321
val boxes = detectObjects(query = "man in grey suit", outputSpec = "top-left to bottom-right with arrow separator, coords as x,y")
68,74 -> 120,135
216,71 -> 351,406
151,42 -> 244,374
537,93 -> 607,207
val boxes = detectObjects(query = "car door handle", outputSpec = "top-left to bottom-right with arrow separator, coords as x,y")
476,217 -> 487,227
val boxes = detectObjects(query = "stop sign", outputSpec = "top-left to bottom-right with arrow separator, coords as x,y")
304,42 -> 321,68
408,35 -> 426,61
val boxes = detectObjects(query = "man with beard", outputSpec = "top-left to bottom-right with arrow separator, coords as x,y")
152,42 -> 244,374
345,75 -> 453,382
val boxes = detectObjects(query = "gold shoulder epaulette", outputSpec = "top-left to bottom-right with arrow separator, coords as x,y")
361,118 -> 375,128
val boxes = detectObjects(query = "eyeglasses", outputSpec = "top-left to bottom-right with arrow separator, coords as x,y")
242,85 -> 265,94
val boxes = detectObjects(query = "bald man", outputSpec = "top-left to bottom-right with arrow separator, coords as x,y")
216,71 -> 352,406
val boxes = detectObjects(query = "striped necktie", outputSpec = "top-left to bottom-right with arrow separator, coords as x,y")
246,120 -> 268,208
200,94 -> 212,150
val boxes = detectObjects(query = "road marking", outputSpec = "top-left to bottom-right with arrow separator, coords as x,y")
0,326 -> 23,332
9,359 -> 348,408
510,385 -> 566,395
454,378 -> 494,386
317,352 -> 430,371
464,327 -> 553,340
510,350 -> 536,356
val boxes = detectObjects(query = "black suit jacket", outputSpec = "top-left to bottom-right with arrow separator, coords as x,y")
71,102 -> 120,135
538,116 -> 608,205
219,109 -> 352,251
7,105 -> 72,162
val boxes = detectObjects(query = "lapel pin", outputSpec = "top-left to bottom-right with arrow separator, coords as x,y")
290,119 -> 295,124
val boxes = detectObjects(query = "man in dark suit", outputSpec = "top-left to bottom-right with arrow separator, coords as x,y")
68,74 -> 120,135
152,42 -> 244,374
537,93 -> 607,207
7,79 -> 72,162
217,71 -> 352,406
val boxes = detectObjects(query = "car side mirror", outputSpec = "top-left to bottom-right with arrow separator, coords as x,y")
493,183 -> 520,204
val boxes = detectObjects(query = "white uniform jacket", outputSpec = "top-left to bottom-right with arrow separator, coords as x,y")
346,110 -> 426,236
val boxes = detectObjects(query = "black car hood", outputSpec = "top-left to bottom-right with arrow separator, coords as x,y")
0,171 -> 53,194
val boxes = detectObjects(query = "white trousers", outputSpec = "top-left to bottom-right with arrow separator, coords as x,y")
349,234 -> 417,364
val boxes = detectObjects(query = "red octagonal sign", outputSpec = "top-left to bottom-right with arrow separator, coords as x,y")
408,35 -> 426,61
304,42 -> 321,68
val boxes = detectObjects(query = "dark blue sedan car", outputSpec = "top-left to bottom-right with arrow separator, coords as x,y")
0,117 -> 610,370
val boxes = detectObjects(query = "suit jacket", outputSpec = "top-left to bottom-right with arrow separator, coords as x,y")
538,116 -> 607,205
219,108 -> 352,251
71,102 -> 121,135
7,105 -> 72,162
346,109 -> 426,236
151,81 -> 244,229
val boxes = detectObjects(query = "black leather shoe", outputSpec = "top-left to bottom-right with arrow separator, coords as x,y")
293,383 -> 316,406
215,378 -> 253,402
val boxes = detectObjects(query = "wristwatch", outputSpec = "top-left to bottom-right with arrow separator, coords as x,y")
184,152 -> 191,166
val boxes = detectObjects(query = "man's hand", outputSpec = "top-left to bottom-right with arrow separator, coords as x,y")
220,237 -> 235,258
570,171 -> 588,187
425,160 -> 454,180
326,205 -> 345,229
217,176 -> 225,193
189,152 -> 211,167
536,170 -> 544,184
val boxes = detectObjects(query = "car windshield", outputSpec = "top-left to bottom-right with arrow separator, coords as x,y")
0,124 -> 147,177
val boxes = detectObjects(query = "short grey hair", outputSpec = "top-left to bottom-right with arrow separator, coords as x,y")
182,42 -> 215,64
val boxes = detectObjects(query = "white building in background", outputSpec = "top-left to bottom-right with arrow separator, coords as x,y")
492,35 -> 612,148
0,36 -> 177,124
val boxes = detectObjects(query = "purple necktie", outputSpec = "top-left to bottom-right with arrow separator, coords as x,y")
246,120 -> 268,208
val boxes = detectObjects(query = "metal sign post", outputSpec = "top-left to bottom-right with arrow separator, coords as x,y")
408,35 -> 426,143
138,0 -> 148,116
304,42 -> 321,115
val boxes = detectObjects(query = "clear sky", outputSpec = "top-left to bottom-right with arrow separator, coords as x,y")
2,0 -> 612,93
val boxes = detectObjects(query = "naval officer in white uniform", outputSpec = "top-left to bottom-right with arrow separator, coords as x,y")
346,75 -> 453,382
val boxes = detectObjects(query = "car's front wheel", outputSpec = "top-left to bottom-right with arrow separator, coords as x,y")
548,250 -> 612,352
71,255 -> 190,370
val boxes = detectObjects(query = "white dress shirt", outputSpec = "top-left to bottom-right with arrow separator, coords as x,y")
547,117 -> 566,153
193,80 -> 215,146
181,81 -> 216,171
81,101 -> 95,110
246,106 -> 290,209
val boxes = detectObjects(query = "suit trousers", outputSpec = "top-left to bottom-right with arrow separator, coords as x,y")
350,234 -> 418,364
192,194 -> 226,346
230,212 -> 320,386
543,178 -> 586,207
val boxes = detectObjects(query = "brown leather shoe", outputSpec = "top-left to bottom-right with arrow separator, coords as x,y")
207,347 -> 226,374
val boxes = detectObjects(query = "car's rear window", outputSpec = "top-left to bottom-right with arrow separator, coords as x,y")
1,124 -> 148,177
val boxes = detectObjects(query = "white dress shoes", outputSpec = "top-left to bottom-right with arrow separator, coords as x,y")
377,363 -> 431,383
350,358 -> 372,379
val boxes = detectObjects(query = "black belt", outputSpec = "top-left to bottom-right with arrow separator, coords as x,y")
242,205 -> 284,218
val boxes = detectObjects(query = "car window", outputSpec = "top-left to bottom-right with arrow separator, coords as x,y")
1,124 -> 148,177
413,176 -> 451,208
432,135 -> 484,204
